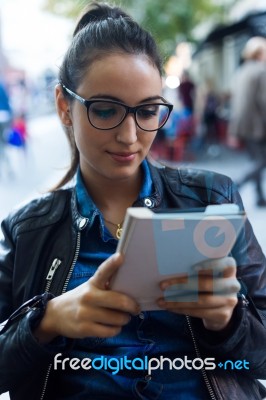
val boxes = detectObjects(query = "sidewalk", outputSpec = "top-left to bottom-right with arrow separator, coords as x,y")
0,113 -> 70,224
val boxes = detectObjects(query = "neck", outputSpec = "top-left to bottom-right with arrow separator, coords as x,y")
80,167 -> 143,222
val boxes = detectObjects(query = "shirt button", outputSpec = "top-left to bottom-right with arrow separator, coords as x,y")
145,374 -> 152,381
78,218 -> 87,229
139,312 -> 145,320
144,198 -> 153,207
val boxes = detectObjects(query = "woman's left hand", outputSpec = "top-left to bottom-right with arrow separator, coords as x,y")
157,256 -> 241,331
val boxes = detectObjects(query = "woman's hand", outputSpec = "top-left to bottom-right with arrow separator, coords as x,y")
158,257 -> 240,331
34,253 -> 140,343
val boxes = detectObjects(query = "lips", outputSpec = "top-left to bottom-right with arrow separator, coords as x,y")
108,151 -> 137,162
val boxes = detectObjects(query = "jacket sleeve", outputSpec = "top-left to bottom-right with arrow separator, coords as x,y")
0,309 -> 59,394
0,217 -> 72,394
192,179 -> 266,379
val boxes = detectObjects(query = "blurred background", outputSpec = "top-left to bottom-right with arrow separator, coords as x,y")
0,0 -> 266,397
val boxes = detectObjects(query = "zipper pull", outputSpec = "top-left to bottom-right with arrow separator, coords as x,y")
241,293 -> 249,307
46,258 -> 62,281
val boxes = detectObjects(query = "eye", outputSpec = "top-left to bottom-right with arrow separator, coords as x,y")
137,105 -> 160,119
90,103 -> 118,120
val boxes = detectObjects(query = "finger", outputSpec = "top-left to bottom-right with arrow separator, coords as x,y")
160,275 -> 190,290
196,274 -> 240,295
81,321 -> 123,339
221,264 -> 238,278
158,304 -> 236,331
158,293 -> 238,309
213,277 -> 240,295
160,257 -> 237,290
86,286 -> 140,315
160,275 -> 239,302
90,253 -> 123,290
193,256 -> 236,276
89,307 -> 132,327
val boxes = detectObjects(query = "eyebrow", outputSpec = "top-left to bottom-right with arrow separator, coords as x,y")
88,94 -> 165,103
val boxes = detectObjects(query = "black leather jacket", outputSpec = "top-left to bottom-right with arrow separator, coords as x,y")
0,163 -> 266,400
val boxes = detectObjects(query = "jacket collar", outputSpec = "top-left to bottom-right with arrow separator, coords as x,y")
70,160 -> 164,231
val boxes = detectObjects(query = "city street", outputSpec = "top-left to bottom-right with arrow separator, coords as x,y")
0,114 -> 265,398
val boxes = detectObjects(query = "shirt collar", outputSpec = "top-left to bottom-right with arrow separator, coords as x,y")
76,159 -> 154,221
138,159 -> 153,199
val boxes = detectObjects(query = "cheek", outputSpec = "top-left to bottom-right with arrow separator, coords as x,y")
73,126 -> 109,159
71,124 -> 93,158
142,132 -> 157,149
75,132 -> 96,155
71,113 -> 96,152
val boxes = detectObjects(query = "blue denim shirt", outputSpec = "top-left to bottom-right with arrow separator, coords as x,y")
58,161 -> 209,399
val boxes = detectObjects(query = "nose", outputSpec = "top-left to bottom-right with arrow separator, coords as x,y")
116,113 -> 138,145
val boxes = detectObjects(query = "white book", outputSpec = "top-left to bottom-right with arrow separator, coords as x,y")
111,204 -> 246,311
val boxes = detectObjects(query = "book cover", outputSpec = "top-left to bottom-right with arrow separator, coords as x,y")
111,204 -> 246,310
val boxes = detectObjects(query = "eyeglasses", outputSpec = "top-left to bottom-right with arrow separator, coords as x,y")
61,84 -> 173,131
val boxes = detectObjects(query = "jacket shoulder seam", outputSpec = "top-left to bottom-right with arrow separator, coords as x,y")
8,190 -> 71,235
165,166 -> 232,202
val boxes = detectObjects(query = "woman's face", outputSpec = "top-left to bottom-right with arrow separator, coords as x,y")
66,53 -> 162,184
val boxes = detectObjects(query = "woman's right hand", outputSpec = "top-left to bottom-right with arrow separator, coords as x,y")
34,253 -> 140,343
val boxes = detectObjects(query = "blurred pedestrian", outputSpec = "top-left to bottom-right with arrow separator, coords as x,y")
178,70 -> 195,116
229,36 -> 266,207
201,78 -> 220,157
9,113 -> 28,149
176,71 -> 196,157
0,79 -> 13,178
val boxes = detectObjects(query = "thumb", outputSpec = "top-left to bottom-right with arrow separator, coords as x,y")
90,252 -> 123,290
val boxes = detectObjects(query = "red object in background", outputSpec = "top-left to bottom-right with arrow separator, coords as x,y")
12,116 -> 27,143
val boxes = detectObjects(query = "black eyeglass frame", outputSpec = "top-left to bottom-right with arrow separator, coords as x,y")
61,83 -> 173,131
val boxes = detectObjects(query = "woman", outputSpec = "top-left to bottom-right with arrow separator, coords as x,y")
0,2 -> 266,399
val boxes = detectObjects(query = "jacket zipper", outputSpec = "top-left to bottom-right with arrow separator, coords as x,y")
186,315 -> 218,400
40,232 -> 81,400
44,258 -> 62,293
61,231 -> 81,294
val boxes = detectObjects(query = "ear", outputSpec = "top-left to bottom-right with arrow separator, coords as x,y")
55,84 -> 72,126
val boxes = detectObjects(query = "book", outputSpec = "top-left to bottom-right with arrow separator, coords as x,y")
110,204 -> 246,311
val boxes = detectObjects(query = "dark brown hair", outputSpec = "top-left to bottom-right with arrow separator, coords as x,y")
54,1 -> 163,190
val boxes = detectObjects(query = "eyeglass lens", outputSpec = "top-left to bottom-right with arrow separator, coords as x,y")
88,102 -> 170,130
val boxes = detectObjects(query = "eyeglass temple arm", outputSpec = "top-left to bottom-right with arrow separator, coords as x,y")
61,83 -> 87,105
